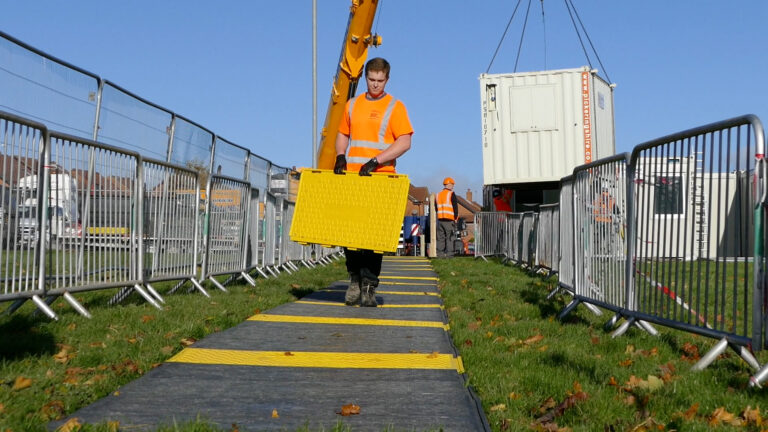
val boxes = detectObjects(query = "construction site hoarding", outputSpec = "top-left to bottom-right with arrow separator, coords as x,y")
480,66 -> 616,185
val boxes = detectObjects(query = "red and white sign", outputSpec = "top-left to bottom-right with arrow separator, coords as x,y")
581,71 -> 593,164
410,223 -> 420,236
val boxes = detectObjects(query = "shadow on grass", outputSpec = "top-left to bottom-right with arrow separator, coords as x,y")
0,314 -> 57,360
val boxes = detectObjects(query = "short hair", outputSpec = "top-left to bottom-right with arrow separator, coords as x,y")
365,57 -> 390,79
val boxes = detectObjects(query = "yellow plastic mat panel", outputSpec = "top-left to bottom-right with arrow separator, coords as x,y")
290,169 -> 409,253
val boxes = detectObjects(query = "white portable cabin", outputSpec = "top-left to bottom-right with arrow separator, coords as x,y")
480,66 -> 616,186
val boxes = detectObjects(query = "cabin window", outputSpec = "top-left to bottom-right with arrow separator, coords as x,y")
654,176 -> 683,215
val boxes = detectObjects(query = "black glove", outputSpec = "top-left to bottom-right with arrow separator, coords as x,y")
333,154 -> 346,174
358,157 -> 378,176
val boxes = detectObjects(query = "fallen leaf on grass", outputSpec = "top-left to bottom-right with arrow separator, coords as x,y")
141,315 -> 154,323
12,376 -> 32,390
709,407 -> 742,426
337,403 -> 361,416
67,323 -> 76,331
463,339 -> 473,347
741,406 -> 763,426
490,403 -> 506,412
524,334 -> 544,345
535,391 -> 589,426
509,392 -> 521,400
89,342 -> 106,348
55,417 -> 81,432
53,347 -> 74,364
590,336 -> 600,345
271,408 -> 279,418
618,358 -> 633,367
681,342 -> 700,361
41,400 -> 65,420
678,403 -> 698,420
291,283 -> 301,289
0,402 -> 4,413
468,321 -> 481,331
161,346 -> 174,355
180,337 -> 196,347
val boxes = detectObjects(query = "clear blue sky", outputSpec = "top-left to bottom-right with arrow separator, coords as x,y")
1,1 -> 766,199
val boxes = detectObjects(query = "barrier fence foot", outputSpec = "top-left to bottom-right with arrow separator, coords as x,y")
267,267 -> 280,277
733,343 -> 761,372
634,320 -> 659,336
145,283 -> 165,304
209,277 -> 228,293
3,298 -> 27,316
133,284 -> 163,310
584,303 -> 603,317
108,287 -> 134,306
557,299 -> 580,321
750,363 -> 768,388
190,278 -> 211,298
610,317 -> 634,339
603,313 -> 621,331
31,295 -> 58,321
289,261 -> 300,271
281,264 -> 293,274
168,280 -> 187,295
692,338 -> 728,372
63,292 -> 92,319
546,286 -> 561,301
256,267 -> 270,279
301,260 -> 313,269
241,272 -> 257,287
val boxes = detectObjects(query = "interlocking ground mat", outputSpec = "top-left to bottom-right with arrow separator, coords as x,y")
51,257 -> 490,431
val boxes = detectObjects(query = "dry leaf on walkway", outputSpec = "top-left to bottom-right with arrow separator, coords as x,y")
271,408 -> 279,418
12,376 -> 32,390
426,351 -> 440,358
338,403 -> 361,416
180,337 -> 196,346
55,417 -> 81,432
284,351 -> 295,356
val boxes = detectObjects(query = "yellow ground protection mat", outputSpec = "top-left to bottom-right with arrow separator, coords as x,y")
295,300 -> 443,309
247,314 -> 449,330
168,348 -> 464,373
379,275 -> 438,281
289,169 -> 409,253
324,287 -> 440,295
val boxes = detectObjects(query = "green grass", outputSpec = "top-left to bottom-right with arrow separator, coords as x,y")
3,256 -> 768,431
0,261 -> 347,432
433,257 -> 768,432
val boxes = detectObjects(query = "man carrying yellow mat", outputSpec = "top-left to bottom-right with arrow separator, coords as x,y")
333,57 -> 414,307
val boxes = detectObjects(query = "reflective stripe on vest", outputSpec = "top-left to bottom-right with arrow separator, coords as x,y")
346,95 -> 397,172
436,189 -> 455,220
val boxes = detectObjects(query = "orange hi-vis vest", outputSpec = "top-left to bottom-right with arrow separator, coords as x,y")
593,191 -> 615,223
343,93 -> 408,173
436,189 -> 455,221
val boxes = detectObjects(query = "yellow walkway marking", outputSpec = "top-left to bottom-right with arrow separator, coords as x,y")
248,314 -> 449,330
325,288 -> 439,296
380,281 -> 436,286
169,348 -> 464,372
380,276 -> 438,281
295,300 -> 443,309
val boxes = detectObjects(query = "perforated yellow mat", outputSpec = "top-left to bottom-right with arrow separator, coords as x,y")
289,169 -> 409,252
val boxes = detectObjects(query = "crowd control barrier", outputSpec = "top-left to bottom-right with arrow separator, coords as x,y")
535,204 -> 559,274
557,177 -> 575,293
0,112 -> 48,314
473,212 -> 509,259
199,175 -> 250,292
626,116 -> 764,376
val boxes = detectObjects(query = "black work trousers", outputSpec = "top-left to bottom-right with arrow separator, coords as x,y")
344,248 -> 383,286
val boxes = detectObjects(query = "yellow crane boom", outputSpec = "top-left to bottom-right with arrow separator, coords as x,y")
316,0 -> 381,169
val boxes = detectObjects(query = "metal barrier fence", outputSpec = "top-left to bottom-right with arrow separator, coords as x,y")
0,112 -> 46,308
200,175 -> 250,291
626,116 -> 764,374
535,204 -> 559,274
520,212 -> 537,268
506,212 -> 522,263
558,177 -> 575,292
473,212 -> 509,259
0,30 -> 340,320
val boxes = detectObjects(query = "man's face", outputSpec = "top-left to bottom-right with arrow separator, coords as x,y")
366,70 -> 388,96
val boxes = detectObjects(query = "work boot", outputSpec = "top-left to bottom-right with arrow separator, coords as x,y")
344,273 -> 361,306
360,278 -> 377,307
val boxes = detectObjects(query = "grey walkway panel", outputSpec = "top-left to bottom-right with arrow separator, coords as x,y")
52,257 -> 489,431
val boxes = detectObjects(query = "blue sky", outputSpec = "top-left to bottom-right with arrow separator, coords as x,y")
1,1 -> 766,199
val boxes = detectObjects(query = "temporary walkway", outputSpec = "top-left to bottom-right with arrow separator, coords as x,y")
53,256 -> 490,431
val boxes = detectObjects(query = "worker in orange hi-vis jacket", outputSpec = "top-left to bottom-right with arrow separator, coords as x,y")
492,189 -> 513,212
436,177 -> 459,257
333,57 -> 414,308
